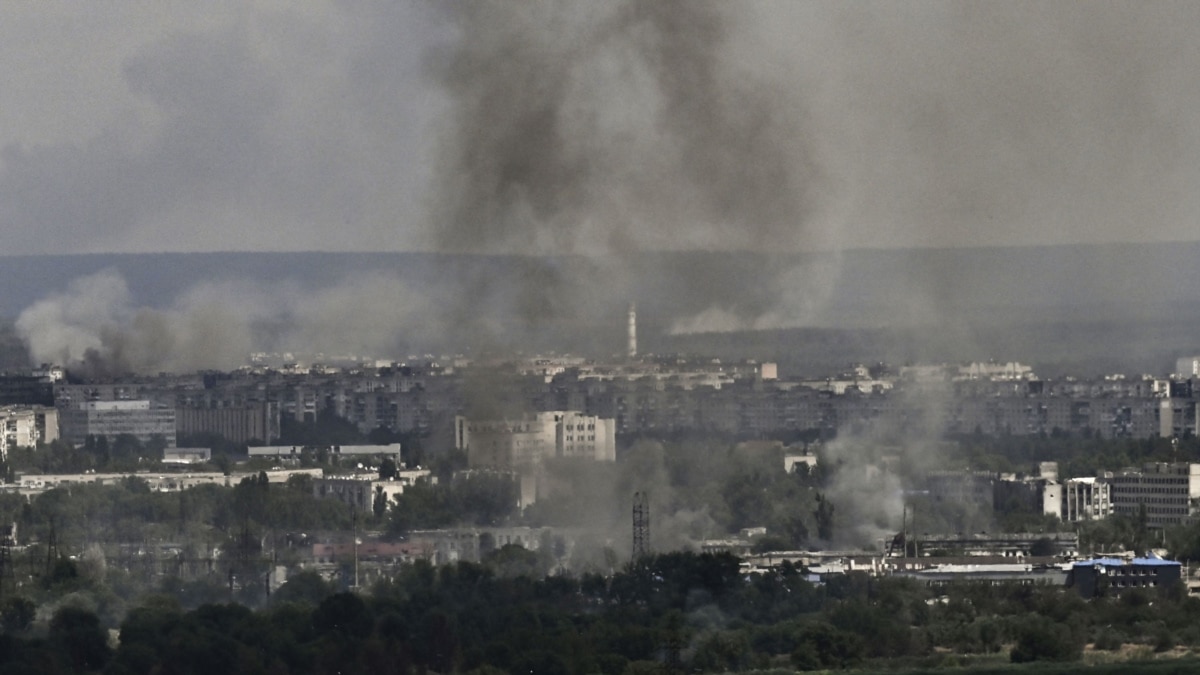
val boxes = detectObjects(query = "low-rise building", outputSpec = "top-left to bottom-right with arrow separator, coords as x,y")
162,447 -> 211,465
249,444 -> 402,465
6,468 -> 324,495
311,470 -> 432,513
1069,555 -> 1182,598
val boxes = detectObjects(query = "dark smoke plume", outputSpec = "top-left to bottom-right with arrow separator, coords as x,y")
426,1 -> 824,338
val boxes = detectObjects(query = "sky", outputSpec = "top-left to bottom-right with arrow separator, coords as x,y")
1,1 -> 1199,256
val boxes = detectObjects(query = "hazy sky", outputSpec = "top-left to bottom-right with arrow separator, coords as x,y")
2,1 -> 1199,256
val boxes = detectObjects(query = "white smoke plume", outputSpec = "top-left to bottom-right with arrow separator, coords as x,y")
16,269 -> 437,375
816,383 -> 968,548
667,255 -> 845,335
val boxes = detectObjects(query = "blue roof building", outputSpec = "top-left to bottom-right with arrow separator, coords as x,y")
1069,555 -> 1181,598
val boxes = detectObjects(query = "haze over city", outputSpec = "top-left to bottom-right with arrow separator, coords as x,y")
1,2 -> 1199,376
3,4 -> 1200,671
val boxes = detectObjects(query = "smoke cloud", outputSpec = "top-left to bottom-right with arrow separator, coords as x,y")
7,3 -> 1200,363
16,269 -> 437,375
430,1 -> 818,253
427,0 -> 828,335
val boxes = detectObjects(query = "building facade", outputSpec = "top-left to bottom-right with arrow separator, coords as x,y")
455,411 -> 616,469
0,406 -> 58,458
58,400 -> 177,448
1070,556 -> 1182,598
311,470 -> 431,513
175,402 -> 279,444
1062,477 -> 1113,522
1108,462 -> 1200,527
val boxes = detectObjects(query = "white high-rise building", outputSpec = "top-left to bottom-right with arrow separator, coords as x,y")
0,406 -> 58,459
455,411 -> 616,469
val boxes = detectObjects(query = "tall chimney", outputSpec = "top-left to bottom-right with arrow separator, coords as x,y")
627,302 -> 638,360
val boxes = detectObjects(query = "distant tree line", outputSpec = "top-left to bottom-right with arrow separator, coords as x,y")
0,551 -> 1197,672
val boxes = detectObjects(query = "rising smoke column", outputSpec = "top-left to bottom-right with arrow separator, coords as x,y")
425,1 -> 828,341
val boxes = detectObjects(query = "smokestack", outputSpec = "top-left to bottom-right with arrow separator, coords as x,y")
627,302 -> 637,360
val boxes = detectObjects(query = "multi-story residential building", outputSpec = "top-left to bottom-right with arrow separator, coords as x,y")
0,406 -> 58,458
31,359 -> 1200,449
1158,397 -> 1198,437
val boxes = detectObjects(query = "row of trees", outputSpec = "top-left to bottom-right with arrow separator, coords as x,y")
2,552 -> 1198,673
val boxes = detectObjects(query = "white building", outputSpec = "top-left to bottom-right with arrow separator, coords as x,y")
455,411 -> 616,469
249,444 -> 402,464
957,362 -> 1035,381
162,447 -> 211,465
0,406 -> 58,458
456,411 -> 616,507
6,468 -> 324,496
1062,477 -> 1113,522
312,470 -> 432,512
783,453 -> 819,474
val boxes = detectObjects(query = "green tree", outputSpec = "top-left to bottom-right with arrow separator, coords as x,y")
312,592 -> 372,638
271,570 -> 332,607
0,597 -> 34,634
49,606 -> 112,671
1009,615 -> 1083,663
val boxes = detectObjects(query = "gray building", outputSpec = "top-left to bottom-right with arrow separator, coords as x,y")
1108,462 -> 1200,527
59,400 -> 176,448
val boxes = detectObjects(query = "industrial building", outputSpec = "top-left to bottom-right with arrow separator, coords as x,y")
175,401 -> 279,444
1069,555 -> 1182,598
1107,462 -> 1200,527
58,400 -> 176,448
